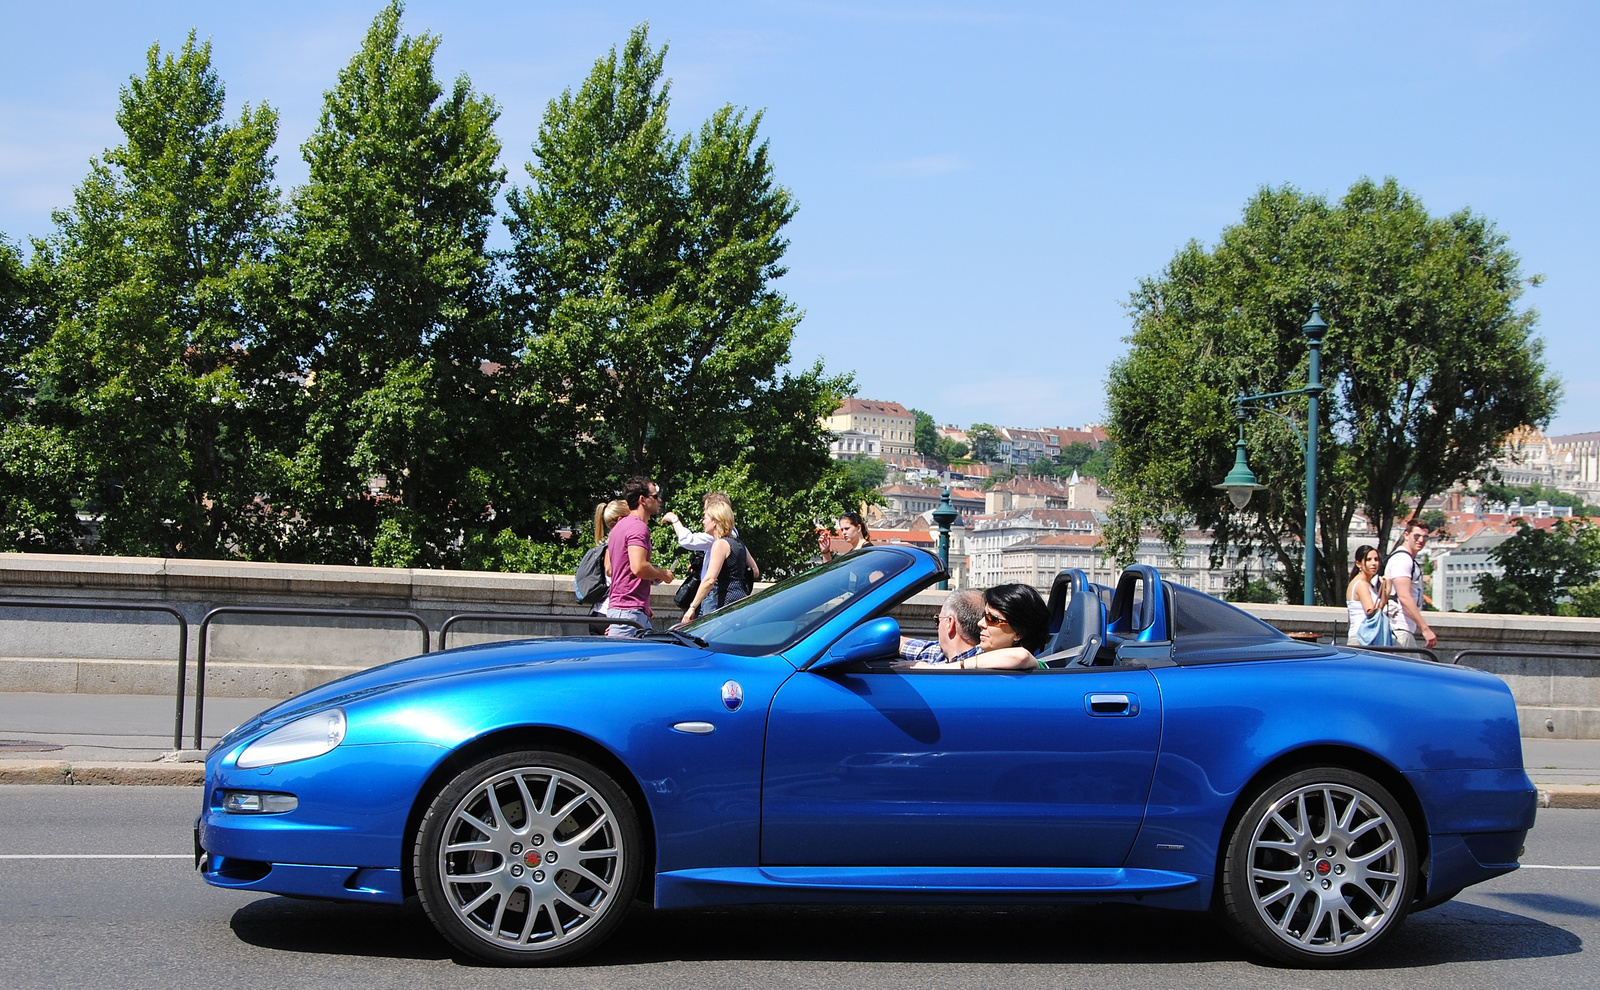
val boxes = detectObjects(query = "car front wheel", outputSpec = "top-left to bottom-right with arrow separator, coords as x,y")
1220,767 -> 1415,965
414,749 -> 641,965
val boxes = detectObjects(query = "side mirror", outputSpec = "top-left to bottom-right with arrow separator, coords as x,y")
812,617 -> 901,670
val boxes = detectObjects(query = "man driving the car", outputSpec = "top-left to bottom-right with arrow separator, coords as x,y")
899,589 -> 984,665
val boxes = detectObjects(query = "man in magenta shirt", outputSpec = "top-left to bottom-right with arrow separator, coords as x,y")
604,477 -> 674,638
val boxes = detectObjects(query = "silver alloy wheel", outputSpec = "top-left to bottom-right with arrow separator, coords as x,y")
436,764 -> 624,951
1244,781 -> 1407,954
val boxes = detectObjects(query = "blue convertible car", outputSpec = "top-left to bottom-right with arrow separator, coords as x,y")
199,545 -> 1535,967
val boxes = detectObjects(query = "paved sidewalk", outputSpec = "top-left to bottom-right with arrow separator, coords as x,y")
0,692 -> 276,763
1,692 -> 1598,805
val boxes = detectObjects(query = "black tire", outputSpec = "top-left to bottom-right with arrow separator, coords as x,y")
414,749 -> 642,965
1220,767 -> 1415,966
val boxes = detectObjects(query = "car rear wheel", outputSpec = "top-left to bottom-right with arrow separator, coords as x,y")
414,749 -> 641,965
1220,767 -> 1415,966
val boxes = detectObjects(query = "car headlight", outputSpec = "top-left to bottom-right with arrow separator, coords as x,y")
236,708 -> 347,769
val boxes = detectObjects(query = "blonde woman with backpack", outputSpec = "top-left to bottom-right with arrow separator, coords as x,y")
581,499 -> 628,633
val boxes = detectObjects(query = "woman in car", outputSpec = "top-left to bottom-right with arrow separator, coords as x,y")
911,583 -> 1050,669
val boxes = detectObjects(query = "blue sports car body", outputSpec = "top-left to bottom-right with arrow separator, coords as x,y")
199,545 -> 1535,966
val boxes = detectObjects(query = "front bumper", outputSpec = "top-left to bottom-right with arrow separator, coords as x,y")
199,846 -> 406,903
197,740 -> 448,903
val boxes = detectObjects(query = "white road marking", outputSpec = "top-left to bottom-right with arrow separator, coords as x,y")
0,854 -> 190,859
1520,864 -> 1600,871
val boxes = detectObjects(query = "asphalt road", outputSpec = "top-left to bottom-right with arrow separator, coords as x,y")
0,785 -> 1595,990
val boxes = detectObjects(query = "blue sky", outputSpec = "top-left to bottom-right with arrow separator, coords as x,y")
3,1 -> 1597,435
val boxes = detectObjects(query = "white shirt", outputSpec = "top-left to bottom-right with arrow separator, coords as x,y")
676,527 -> 738,579
1383,549 -> 1422,633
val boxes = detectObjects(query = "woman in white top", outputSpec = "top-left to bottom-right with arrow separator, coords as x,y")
1345,544 -> 1390,645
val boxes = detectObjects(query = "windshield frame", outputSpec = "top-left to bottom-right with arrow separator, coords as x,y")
682,547 -> 924,658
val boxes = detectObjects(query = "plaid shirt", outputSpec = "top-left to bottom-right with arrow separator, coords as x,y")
899,638 -> 981,665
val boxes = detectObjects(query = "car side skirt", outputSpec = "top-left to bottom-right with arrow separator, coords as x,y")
654,866 -> 1205,910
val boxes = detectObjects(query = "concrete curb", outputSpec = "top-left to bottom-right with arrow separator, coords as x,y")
1538,785 -> 1600,809
0,760 -> 202,786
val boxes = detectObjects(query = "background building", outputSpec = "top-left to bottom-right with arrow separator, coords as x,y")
827,428 -> 881,460
1432,530 -> 1513,613
825,398 -> 916,458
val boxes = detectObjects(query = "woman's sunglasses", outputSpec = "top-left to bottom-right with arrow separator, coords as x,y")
981,610 -> 1010,627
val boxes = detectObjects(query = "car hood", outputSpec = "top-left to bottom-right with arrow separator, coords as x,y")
219,635 -> 712,744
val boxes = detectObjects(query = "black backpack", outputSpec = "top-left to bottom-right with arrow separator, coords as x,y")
574,541 -> 608,605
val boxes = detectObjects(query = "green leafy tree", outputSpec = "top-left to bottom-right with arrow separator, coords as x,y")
0,236 -> 85,551
910,408 -> 938,457
1567,583 -> 1600,618
274,1 -> 506,566
932,435 -> 969,463
968,423 -> 1000,462
1472,519 -> 1600,615
1105,178 -> 1558,604
25,34 -> 282,557
1225,573 -> 1281,604
1081,441 -> 1114,480
1052,440 -> 1113,480
0,237 -> 34,406
838,455 -> 887,491
1057,442 -> 1097,472
504,24 -> 846,553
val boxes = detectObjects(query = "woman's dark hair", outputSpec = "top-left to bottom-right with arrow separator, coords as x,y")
985,583 -> 1050,654
840,509 -> 871,543
1348,544 -> 1379,580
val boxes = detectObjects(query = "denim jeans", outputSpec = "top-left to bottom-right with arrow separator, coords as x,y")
603,607 -> 652,638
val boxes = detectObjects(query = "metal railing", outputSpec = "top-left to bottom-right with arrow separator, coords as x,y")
0,599 -> 640,752
27,595 -> 1600,753
0,598 -> 190,750
193,606 -> 430,750
439,612 -> 645,651
1345,644 -> 1444,664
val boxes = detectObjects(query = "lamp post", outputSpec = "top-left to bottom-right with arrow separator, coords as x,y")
932,487 -> 959,590
1214,303 -> 1327,606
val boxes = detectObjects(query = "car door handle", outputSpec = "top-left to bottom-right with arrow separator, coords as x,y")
1084,693 -> 1139,716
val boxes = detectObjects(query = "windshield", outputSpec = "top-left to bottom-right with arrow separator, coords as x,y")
684,549 -> 913,657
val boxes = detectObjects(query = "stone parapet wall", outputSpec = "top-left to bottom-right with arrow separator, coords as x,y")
1236,602 -> 1600,740
2,553 -> 1597,737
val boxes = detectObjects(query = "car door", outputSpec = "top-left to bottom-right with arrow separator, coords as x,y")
760,664 -> 1161,867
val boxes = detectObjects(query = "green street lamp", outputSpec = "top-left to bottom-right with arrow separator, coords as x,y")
932,486 -> 960,590
1218,403 -> 1267,510
1214,303 -> 1328,606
